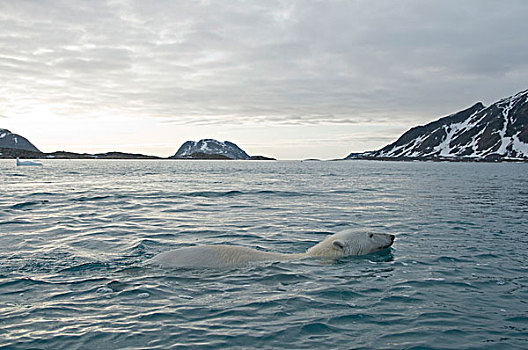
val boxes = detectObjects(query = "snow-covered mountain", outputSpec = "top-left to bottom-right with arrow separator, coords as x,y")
0,129 -> 41,152
346,89 -> 528,161
172,139 -> 250,160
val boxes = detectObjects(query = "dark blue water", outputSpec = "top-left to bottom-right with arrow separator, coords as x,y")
1,160 -> 527,349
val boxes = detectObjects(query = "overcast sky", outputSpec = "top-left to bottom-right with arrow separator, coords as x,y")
1,0 -> 527,159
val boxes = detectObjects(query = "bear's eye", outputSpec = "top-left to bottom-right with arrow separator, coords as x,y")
369,234 -> 373,238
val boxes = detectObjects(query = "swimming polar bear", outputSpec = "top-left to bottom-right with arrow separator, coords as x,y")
149,229 -> 395,268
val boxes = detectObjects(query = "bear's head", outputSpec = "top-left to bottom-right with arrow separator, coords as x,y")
306,229 -> 395,257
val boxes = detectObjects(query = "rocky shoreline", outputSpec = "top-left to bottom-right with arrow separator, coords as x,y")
345,153 -> 528,163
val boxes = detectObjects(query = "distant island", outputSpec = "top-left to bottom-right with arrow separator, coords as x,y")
345,89 -> 528,162
169,139 -> 274,160
0,133 -> 275,161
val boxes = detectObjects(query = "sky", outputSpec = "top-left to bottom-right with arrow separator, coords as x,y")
1,0 -> 527,159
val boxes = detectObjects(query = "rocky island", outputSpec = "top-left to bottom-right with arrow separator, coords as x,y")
170,139 -> 274,160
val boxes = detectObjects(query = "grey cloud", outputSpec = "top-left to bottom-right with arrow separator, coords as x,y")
1,0 -> 527,127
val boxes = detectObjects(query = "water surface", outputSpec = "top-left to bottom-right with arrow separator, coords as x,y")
1,160 -> 527,349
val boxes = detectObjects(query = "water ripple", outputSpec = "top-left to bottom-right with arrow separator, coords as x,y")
9,200 -> 49,210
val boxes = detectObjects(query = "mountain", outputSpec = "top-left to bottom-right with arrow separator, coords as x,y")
0,129 -> 41,152
171,139 -> 250,160
346,89 -> 528,162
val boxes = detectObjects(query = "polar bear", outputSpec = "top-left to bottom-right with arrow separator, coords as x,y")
148,229 -> 395,268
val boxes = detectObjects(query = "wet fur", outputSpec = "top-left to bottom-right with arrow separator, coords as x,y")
149,230 -> 394,268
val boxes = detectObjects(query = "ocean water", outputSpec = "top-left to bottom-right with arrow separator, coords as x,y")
0,159 -> 527,349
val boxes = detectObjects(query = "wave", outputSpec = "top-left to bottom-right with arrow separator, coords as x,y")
182,190 -> 307,198
6,173 -> 27,177
184,190 -> 244,198
0,277 -> 54,295
70,195 -> 113,202
58,262 -> 111,273
9,200 -> 48,210
25,192 -> 62,197
69,193 -> 133,202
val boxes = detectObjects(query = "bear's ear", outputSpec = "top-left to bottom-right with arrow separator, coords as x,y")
332,240 -> 345,250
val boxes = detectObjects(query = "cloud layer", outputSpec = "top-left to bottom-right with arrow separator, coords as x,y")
1,0 -> 527,157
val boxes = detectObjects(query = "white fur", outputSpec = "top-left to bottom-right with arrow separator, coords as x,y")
149,229 -> 394,268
